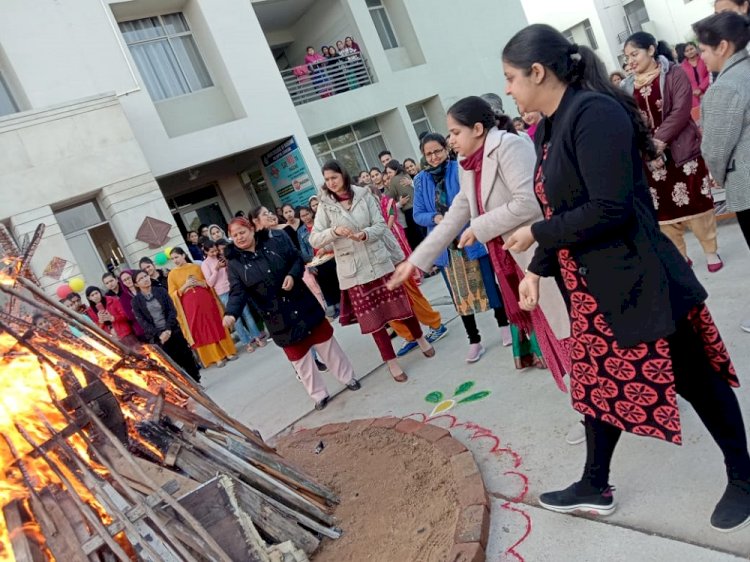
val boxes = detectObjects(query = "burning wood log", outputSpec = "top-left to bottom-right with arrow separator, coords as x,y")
0,254 -> 338,561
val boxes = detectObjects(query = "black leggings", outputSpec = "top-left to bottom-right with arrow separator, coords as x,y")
460,307 -> 509,344
315,259 -> 341,308
736,209 -> 750,252
158,329 -> 201,382
581,317 -> 750,490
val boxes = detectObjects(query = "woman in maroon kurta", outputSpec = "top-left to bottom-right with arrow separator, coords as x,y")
623,32 -> 723,272
502,24 -> 750,532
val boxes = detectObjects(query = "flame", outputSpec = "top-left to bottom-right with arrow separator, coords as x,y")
0,305 -> 193,559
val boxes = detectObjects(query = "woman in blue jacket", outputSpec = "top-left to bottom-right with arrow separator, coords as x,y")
413,132 -> 512,363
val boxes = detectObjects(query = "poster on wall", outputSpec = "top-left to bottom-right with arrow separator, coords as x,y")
261,137 -> 317,209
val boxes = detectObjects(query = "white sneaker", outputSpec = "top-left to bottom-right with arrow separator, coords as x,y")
500,325 -> 513,347
741,319 -> 750,334
466,343 -> 485,363
565,421 -> 586,445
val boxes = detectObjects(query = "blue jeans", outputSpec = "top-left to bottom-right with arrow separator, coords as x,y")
219,293 -> 262,344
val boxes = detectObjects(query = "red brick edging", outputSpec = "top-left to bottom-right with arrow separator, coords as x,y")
303,416 -> 489,562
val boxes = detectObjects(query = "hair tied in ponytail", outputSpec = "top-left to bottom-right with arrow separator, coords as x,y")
568,43 -> 580,56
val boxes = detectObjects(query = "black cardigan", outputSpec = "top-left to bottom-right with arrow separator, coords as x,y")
131,287 -> 179,342
529,87 -> 707,347
224,230 -> 325,348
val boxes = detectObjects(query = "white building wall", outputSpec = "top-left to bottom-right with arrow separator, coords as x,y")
0,95 -> 182,293
0,0 -> 322,181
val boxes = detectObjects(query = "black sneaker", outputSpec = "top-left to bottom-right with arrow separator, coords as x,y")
315,359 -> 328,372
346,379 -> 361,391
538,482 -> 616,516
711,480 -> 750,532
314,396 -> 330,411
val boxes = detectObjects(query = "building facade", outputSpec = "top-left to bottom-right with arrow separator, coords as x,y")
521,0 -> 715,72
0,0 -> 527,295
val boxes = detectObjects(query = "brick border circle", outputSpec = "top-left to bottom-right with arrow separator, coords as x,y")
295,416 -> 489,562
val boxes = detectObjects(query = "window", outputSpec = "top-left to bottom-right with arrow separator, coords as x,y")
624,0 -> 649,32
310,118 -> 387,174
583,19 -> 598,50
119,13 -> 212,101
54,201 -> 129,276
0,71 -> 19,117
367,0 -> 398,50
407,103 -> 432,139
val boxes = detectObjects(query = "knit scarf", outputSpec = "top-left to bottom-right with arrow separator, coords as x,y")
634,62 -> 660,89
427,160 -> 450,215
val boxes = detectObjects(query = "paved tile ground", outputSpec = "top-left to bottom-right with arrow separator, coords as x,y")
204,219 -> 750,561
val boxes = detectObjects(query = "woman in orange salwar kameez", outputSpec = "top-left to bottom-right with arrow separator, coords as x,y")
168,247 -> 237,368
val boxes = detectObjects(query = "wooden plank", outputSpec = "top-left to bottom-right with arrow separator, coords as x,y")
2,500 -> 46,562
230,477 -> 322,555
29,491 -> 89,562
189,431 -> 334,526
207,430 -> 338,505
176,476 -> 270,562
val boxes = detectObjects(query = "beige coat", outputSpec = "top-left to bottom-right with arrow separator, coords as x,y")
310,185 -> 404,290
409,128 -> 570,339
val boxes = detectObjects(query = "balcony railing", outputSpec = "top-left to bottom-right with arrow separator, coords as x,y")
281,53 -> 374,106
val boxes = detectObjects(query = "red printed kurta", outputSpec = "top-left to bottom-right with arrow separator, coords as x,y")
534,146 -> 737,443
634,77 -> 714,224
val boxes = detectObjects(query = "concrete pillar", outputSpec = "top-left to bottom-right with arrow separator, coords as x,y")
9,205 -> 80,295
98,173 -> 184,267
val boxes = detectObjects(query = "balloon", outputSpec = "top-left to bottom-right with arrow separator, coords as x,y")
154,252 -> 168,266
69,277 -> 85,293
56,284 -> 72,299
164,246 -> 174,257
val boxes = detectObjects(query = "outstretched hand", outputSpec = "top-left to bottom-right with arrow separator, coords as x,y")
386,262 -> 417,290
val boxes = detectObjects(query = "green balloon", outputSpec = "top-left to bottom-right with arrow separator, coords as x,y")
154,252 -> 168,266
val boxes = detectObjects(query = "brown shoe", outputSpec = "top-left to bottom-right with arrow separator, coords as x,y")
422,346 -> 436,358
392,371 -> 408,383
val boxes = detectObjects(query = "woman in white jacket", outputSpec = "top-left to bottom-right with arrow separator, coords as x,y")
310,160 -> 434,382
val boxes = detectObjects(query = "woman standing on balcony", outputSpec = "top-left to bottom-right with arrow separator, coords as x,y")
310,160 -> 436,382
304,46 -> 332,98
339,39 -> 361,90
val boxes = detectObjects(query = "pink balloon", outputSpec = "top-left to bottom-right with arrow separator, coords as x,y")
56,284 -> 72,299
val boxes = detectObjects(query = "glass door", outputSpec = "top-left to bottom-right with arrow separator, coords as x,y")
178,198 -> 229,234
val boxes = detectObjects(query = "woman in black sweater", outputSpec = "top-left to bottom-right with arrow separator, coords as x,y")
501,24 -> 750,532
131,270 -> 201,382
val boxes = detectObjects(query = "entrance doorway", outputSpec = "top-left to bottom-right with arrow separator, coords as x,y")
167,184 -> 231,238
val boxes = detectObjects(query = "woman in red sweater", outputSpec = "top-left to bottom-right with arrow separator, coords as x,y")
85,285 -> 139,347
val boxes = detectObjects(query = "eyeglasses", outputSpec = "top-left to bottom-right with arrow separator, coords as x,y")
424,148 -> 446,159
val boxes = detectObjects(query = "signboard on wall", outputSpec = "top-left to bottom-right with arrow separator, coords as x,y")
260,137 -> 317,209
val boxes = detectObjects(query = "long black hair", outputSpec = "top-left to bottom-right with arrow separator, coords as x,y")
447,96 -> 516,136
694,11 -> 750,51
625,32 -> 675,62
168,246 -> 193,263
502,23 -> 656,159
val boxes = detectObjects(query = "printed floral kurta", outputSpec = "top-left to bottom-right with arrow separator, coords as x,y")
635,78 -> 714,224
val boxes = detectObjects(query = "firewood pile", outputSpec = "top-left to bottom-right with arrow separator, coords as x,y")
0,258 -> 341,561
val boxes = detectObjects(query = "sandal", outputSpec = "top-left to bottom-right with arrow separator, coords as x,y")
255,338 -> 267,348
422,345 -> 436,358
246,343 -> 256,353
388,366 -> 408,382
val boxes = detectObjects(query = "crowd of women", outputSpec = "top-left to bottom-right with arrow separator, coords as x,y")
50,2 -> 750,534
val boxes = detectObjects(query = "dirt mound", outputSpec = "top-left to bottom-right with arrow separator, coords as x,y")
277,424 -> 459,562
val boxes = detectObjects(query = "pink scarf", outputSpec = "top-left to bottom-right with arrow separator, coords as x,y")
461,143 -> 570,390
